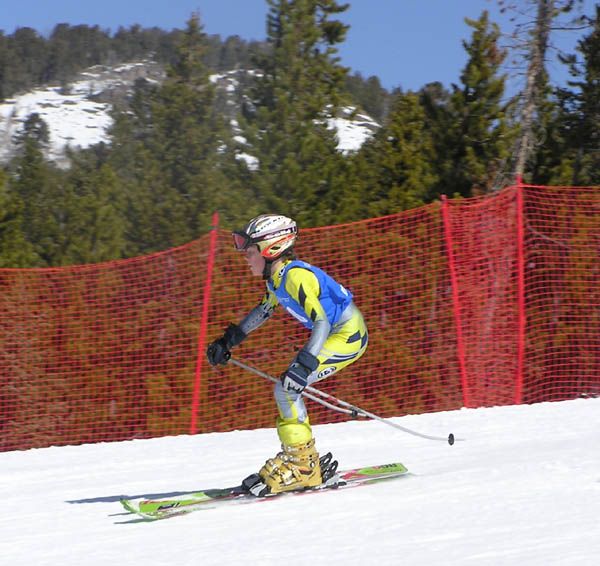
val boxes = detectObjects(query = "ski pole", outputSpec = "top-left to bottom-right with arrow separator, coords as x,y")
229,358 -> 460,445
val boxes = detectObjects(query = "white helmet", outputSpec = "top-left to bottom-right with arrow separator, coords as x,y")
233,214 -> 297,260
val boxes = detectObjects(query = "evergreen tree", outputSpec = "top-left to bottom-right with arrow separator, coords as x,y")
350,91 -> 437,216
345,72 -> 389,122
0,169 -> 38,267
151,13 -> 241,238
62,156 -> 128,264
433,11 -> 512,196
240,0 -> 351,226
108,75 -> 187,255
109,14 -> 242,251
418,81 -> 454,198
15,112 -> 49,146
45,24 -> 112,85
521,82 -> 570,184
5,27 -> 46,94
10,113 -> 67,266
555,5 -> 600,184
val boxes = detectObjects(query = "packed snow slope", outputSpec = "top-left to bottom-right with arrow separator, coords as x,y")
1,398 -> 599,566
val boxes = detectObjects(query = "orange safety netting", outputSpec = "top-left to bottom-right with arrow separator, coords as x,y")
0,184 -> 598,451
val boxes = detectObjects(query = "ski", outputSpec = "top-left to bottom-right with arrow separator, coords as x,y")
120,462 -> 408,521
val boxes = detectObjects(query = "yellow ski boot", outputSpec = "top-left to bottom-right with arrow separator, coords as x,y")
259,438 -> 322,494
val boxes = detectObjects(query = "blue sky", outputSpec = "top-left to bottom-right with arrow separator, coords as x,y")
1,1 -> 596,92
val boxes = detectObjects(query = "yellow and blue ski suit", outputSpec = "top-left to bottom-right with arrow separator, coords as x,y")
239,259 -> 368,446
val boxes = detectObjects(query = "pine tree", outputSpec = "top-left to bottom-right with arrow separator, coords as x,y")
0,169 -> 38,267
4,27 -> 46,94
109,14 -> 237,251
521,81 -> 569,184
555,5 -> 600,184
350,91 -> 437,216
433,11 -> 511,196
62,156 -> 128,264
345,72 -> 389,122
10,113 -> 66,265
153,15 -> 247,236
240,0 -> 351,226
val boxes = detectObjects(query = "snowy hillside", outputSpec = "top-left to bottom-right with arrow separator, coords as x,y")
0,61 -> 163,167
1,397 -> 599,566
0,64 -> 379,168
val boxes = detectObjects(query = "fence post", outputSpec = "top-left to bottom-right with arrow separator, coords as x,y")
441,195 -> 471,408
190,211 -> 220,435
515,184 -> 526,404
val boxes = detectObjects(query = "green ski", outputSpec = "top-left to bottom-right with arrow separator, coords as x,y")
120,462 -> 408,521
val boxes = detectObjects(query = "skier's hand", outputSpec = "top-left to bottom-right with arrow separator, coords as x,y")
206,324 -> 247,366
206,337 -> 231,366
281,350 -> 319,393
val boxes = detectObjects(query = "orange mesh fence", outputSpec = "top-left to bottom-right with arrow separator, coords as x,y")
0,184 -> 598,451
521,185 -> 600,402
0,241 -> 210,451
442,188 -> 523,407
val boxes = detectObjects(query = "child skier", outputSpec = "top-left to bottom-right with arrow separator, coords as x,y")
206,214 -> 368,495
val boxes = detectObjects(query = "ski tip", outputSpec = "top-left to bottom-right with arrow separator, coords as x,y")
120,499 -> 137,513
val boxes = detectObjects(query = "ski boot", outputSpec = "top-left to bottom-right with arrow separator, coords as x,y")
260,438 -> 322,494
241,442 -> 339,497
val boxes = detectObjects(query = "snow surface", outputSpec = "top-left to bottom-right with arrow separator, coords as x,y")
1,398 -> 599,566
328,111 -> 379,154
0,84 -> 112,164
1,65 -> 378,168
0,62 -> 161,165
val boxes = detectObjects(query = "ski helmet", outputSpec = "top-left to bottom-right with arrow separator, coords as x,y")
233,214 -> 297,260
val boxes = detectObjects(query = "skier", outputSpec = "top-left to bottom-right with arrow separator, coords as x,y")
206,214 -> 368,495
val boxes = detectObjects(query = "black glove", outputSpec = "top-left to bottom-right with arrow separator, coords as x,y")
206,323 -> 246,366
281,350 -> 319,393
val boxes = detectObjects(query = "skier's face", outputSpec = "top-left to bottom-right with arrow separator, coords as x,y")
244,245 -> 265,277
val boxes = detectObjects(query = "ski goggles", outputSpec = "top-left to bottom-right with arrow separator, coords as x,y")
232,231 -> 253,251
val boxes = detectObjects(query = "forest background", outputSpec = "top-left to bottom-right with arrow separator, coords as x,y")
1,0 -> 599,268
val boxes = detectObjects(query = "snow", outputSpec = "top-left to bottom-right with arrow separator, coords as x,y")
236,151 -> 260,171
1,397 -> 599,565
0,85 -> 112,164
0,64 -> 378,167
0,61 -> 161,166
327,108 -> 379,154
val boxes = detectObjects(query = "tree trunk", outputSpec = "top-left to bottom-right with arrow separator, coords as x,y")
514,0 -> 554,178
